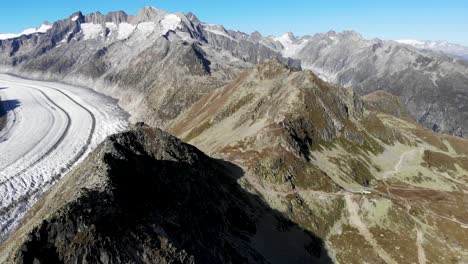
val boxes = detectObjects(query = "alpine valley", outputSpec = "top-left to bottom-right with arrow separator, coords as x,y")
0,6 -> 467,264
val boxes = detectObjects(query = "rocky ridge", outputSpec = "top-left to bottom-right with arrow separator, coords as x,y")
0,125 -> 332,263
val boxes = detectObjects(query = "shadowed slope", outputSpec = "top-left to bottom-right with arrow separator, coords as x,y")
0,125 -> 332,264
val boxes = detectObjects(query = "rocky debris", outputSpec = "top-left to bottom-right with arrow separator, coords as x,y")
0,126 -> 331,263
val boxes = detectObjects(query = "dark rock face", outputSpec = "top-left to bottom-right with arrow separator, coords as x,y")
0,96 -> 20,131
7,127 -> 331,264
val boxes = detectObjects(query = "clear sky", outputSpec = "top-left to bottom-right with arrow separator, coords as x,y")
1,0 -> 467,45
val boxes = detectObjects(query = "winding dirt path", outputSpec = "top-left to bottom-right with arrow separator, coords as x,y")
344,194 -> 398,264
416,227 -> 427,264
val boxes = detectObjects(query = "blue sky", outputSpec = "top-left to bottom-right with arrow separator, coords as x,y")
1,0 -> 467,45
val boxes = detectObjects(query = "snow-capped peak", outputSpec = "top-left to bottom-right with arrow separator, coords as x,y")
0,23 -> 52,40
272,32 -> 309,58
160,14 -> 182,34
274,32 -> 297,45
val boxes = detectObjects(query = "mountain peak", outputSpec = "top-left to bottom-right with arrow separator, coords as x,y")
69,11 -> 84,22
186,12 -> 201,24
273,32 -> 298,50
284,31 -> 296,39
249,30 -> 263,41
277,31 -> 297,43
341,30 -> 363,39
134,6 -> 167,22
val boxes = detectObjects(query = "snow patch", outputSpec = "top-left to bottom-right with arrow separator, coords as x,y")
81,23 -> 104,40
105,22 -> 118,37
136,22 -> 156,36
274,32 -> 308,58
0,33 -> 19,40
396,39 -> 425,46
160,14 -> 182,34
204,28 -> 230,39
117,23 -> 136,40
37,24 -> 52,33
71,15 -> 79,22
274,32 -> 296,45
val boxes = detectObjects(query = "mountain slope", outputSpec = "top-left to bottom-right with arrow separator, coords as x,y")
169,61 -> 468,263
0,125 -> 332,263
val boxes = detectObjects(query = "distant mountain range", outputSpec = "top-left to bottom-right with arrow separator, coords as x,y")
396,39 -> 468,60
0,7 -> 467,138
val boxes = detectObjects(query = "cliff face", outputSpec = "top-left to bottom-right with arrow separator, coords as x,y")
0,125 -> 331,264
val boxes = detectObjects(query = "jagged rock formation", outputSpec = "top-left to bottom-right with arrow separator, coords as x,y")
168,61 -> 468,263
0,125 -> 332,263
0,7 -> 298,127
